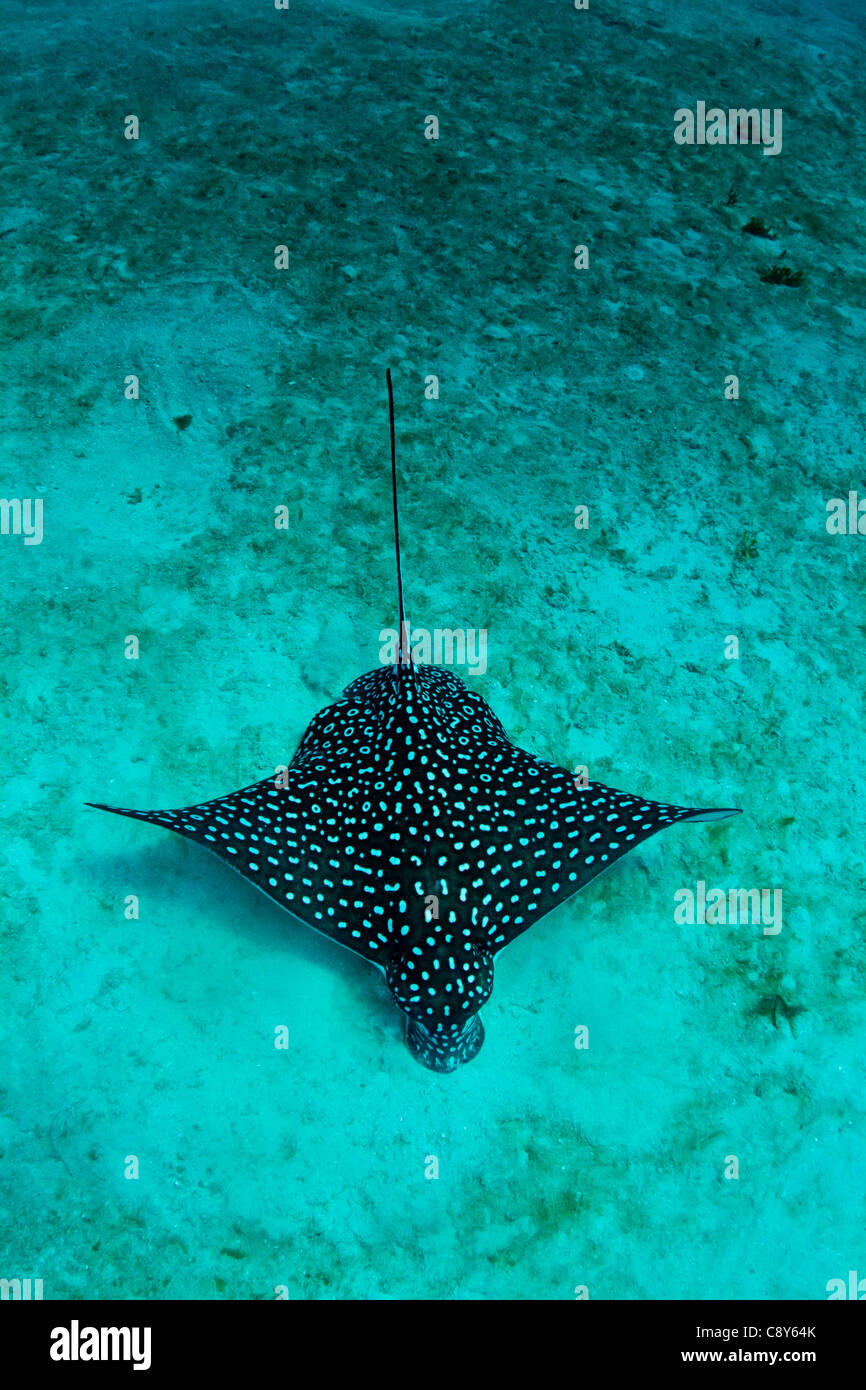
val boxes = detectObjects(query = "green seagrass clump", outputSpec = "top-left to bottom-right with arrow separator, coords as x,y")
733,530 -> 759,563
742,216 -> 776,238
759,263 -> 803,286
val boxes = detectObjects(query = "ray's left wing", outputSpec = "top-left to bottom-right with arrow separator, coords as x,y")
438,740 -> 739,952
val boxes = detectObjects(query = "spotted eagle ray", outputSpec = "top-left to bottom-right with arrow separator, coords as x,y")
89,371 -> 738,1072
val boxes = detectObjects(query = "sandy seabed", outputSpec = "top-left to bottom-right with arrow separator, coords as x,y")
1,0 -> 864,1299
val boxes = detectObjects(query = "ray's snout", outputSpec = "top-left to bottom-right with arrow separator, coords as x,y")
386,939 -> 494,1071
405,1014 -> 485,1073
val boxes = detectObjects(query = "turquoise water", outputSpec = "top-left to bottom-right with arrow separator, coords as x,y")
2,0 -> 864,1300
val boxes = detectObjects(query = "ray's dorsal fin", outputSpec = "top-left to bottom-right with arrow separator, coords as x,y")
387,367 -> 412,683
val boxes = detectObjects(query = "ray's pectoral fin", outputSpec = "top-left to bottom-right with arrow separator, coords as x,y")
85,766 -> 389,970
478,747 -> 742,953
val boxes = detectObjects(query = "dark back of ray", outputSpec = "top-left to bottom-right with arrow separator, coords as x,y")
87,374 -> 739,983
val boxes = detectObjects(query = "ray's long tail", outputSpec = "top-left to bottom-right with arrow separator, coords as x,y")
387,368 -> 412,680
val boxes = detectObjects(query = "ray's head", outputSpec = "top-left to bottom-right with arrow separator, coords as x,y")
405,1013 -> 485,1074
386,932 -> 494,1073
